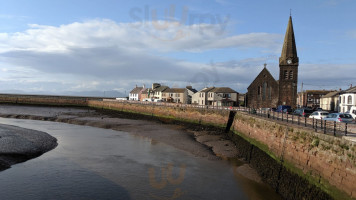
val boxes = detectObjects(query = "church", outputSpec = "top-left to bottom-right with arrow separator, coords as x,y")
247,16 -> 299,109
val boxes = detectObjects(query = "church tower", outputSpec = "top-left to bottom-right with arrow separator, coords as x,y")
278,16 -> 299,108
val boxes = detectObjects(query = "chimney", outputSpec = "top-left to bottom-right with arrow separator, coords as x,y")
186,86 -> 192,89
135,84 -> 137,88
143,84 -> 145,88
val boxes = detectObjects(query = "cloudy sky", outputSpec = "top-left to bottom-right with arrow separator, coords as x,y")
0,0 -> 355,96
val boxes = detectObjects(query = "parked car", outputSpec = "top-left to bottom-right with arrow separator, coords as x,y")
282,108 -> 293,114
349,106 -> 356,120
293,108 -> 313,117
323,113 -> 354,123
309,111 -> 329,120
276,105 -> 291,112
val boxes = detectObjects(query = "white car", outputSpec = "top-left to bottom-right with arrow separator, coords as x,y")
309,111 -> 329,120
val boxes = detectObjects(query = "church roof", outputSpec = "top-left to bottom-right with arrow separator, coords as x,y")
247,66 -> 278,89
281,16 -> 298,60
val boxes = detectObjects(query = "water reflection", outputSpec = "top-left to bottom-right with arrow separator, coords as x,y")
0,118 -> 280,200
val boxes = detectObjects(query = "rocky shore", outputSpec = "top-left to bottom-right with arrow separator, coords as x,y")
0,123 -> 57,171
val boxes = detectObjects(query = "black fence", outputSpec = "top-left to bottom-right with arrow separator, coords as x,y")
242,108 -> 355,137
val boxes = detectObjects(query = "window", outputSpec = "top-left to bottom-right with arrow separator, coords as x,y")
284,70 -> 288,79
348,95 -> 352,104
257,86 -> 261,95
343,96 -> 346,103
269,86 -> 272,100
223,93 -> 231,98
289,70 -> 293,79
262,82 -> 267,100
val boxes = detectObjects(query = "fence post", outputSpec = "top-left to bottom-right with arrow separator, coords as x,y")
312,118 -> 314,128
315,119 -> 317,132
282,112 -> 284,121
291,114 -> 294,124
333,121 -> 336,136
345,123 -> 348,136
323,120 -> 326,134
304,117 -> 307,127
286,113 -> 288,123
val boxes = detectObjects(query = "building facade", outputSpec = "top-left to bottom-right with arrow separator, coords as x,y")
320,91 -> 340,112
207,87 -> 239,106
247,16 -> 299,109
339,86 -> 356,113
297,90 -> 335,109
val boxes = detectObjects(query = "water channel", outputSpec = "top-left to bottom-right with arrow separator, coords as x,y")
0,118 -> 281,200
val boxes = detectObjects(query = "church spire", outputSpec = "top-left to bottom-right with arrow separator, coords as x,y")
280,16 -> 298,65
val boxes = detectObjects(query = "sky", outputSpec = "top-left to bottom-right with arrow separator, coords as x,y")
0,0 -> 355,97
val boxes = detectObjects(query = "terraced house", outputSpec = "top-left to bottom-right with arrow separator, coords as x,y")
162,88 -> 188,103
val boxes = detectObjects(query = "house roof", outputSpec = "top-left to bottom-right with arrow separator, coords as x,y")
305,90 -> 335,95
200,87 -> 215,93
154,86 -> 169,92
130,87 -> 143,94
344,86 -> 356,93
163,88 -> 186,93
210,87 -> 238,93
323,91 -> 340,98
186,88 -> 198,93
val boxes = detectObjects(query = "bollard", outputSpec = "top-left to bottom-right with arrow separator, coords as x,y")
323,120 -> 326,134
298,116 -> 300,125
315,119 -> 317,132
333,121 -> 336,136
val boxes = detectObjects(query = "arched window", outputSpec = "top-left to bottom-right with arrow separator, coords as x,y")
343,96 -> 346,103
269,86 -> 272,100
262,82 -> 267,100
348,95 -> 352,104
257,86 -> 261,95
289,70 -> 293,79
284,70 -> 288,79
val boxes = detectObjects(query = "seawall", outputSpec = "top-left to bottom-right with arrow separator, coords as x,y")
87,100 -> 356,200
0,95 -> 355,199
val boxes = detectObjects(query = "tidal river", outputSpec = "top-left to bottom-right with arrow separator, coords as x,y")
0,117 -> 281,200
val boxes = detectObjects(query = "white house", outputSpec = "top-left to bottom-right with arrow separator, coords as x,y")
207,87 -> 239,107
339,86 -> 356,113
192,87 -> 215,105
129,85 -> 145,101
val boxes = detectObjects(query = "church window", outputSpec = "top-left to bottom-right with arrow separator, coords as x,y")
289,70 -> 293,79
262,82 -> 267,100
284,70 -> 288,79
348,95 -> 352,104
257,86 -> 261,96
269,86 -> 272,100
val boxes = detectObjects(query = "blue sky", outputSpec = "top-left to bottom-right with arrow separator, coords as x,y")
0,0 -> 355,96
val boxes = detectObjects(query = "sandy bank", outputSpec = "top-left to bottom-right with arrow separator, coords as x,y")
0,124 -> 58,171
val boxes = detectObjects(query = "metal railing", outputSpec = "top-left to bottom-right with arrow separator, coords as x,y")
103,99 -> 356,136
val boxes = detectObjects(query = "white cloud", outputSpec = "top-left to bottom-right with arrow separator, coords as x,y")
0,19 -> 353,95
